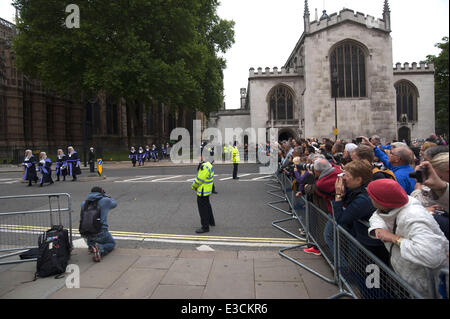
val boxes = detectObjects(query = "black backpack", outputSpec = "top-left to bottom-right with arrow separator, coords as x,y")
79,199 -> 102,236
35,225 -> 71,279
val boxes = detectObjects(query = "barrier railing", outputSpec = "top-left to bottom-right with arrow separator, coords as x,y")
269,172 -> 429,299
0,193 -> 73,265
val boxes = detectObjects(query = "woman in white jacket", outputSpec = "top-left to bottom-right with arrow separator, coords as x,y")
367,179 -> 448,298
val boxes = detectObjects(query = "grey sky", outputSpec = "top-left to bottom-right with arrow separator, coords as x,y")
1,0 -> 448,110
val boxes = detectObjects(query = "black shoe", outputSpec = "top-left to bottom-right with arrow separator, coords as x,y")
56,178 -> 60,182
212,190 -> 218,194
209,223 -> 215,227
195,228 -> 209,234
50,180 -> 54,185
233,177 -> 239,180
39,183 -> 43,187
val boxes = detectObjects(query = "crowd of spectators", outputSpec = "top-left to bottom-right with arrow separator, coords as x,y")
276,133 -> 449,298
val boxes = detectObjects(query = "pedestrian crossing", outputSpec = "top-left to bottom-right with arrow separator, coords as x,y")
114,173 -> 272,183
0,178 -> 19,184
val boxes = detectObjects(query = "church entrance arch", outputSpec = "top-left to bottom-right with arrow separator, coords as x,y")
398,126 -> 411,144
278,129 -> 296,142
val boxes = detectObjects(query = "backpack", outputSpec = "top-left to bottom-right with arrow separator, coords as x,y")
372,167 -> 397,181
35,225 -> 71,279
79,199 -> 102,236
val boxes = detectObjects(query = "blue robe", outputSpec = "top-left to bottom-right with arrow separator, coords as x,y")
38,158 -> 53,184
55,154 -> 68,177
67,152 -> 82,176
22,155 -> 38,182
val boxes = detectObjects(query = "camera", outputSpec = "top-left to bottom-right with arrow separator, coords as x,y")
356,137 -> 363,144
409,168 -> 428,183
297,163 -> 314,171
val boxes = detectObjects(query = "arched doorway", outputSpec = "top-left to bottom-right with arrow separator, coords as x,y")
398,127 -> 411,144
278,129 -> 295,142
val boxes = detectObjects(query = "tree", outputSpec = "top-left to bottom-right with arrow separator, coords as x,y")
425,37 -> 449,136
11,0 -> 235,115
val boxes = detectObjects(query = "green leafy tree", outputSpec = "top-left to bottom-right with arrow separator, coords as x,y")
12,0 -> 234,116
425,37 -> 449,136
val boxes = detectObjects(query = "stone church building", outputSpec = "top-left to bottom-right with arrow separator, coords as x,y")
209,0 -> 435,144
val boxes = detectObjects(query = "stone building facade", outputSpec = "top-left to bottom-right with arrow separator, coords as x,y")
0,17 -> 207,163
209,0 -> 435,144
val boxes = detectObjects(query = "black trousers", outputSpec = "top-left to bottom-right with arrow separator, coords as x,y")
233,163 -> 238,179
89,161 -> 95,173
197,195 -> 215,229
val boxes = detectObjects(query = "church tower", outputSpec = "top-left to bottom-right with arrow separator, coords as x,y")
383,0 -> 391,32
303,0 -> 310,33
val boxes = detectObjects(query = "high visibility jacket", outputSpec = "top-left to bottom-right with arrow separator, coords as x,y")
232,146 -> 240,163
192,161 -> 214,197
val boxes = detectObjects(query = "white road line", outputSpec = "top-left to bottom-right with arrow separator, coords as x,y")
151,175 -> 183,182
0,178 -> 14,181
220,173 -> 252,181
122,176 -> 155,182
251,175 -> 272,181
0,229 -> 301,248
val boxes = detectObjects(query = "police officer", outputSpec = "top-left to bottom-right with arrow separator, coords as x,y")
232,141 -> 240,179
192,157 -> 215,233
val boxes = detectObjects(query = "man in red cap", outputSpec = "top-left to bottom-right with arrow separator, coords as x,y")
367,179 -> 448,298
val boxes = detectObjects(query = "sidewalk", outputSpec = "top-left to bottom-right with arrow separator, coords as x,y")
0,246 -> 340,299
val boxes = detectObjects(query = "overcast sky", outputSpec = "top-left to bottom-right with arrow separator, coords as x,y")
1,0 -> 448,110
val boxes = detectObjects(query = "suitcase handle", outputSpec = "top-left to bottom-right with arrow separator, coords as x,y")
48,195 -> 62,226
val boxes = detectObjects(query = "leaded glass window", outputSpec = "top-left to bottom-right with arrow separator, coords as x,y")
269,86 -> 294,121
330,42 -> 367,98
395,81 -> 418,122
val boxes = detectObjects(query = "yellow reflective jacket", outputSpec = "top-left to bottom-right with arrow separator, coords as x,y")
191,162 -> 214,197
232,146 -> 240,163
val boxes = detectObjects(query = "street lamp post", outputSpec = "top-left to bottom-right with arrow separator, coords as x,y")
332,69 -> 339,141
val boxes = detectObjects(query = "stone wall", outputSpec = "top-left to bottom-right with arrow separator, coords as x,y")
303,21 -> 397,141
393,65 -> 435,139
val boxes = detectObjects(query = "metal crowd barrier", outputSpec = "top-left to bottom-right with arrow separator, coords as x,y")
268,172 -> 427,299
0,193 -> 73,265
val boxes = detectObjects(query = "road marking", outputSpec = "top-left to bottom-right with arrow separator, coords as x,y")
122,176 -> 156,182
0,224 -> 303,247
251,175 -> 272,181
151,175 -> 183,182
220,173 -> 251,181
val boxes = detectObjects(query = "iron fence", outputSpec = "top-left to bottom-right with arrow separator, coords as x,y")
268,172 -> 437,299
0,193 -> 73,265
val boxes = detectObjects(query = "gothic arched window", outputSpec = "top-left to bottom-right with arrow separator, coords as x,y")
269,86 -> 294,121
395,81 -> 418,122
330,41 -> 367,98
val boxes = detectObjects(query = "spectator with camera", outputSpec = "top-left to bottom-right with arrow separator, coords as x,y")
303,158 -> 341,256
361,136 -> 416,195
367,179 -> 448,298
331,141 -> 345,165
342,142 -> 357,165
411,153 -> 449,239
352,145 -> 397,181
423,145 -> 449,162
294,154 -> 318,199
332,160 -> 390,264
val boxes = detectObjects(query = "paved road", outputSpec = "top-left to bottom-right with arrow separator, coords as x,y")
0,164 -> 301,250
